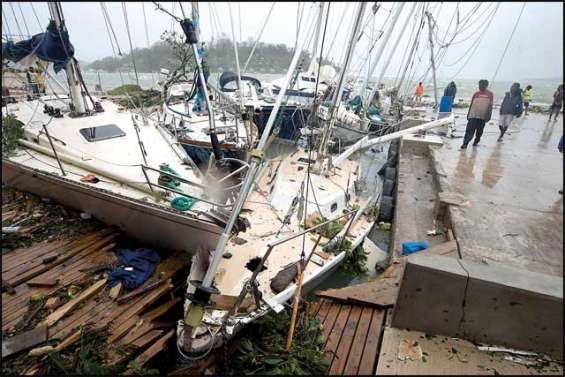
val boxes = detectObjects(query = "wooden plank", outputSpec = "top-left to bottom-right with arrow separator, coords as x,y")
309,300 -> 323,317
41,279 -> 107,327
315,278 -> 400,308
5,233 -> 118,287
321,303 -> 341,341
131,329 -> 164,348
324,305 -> 351,365
315,300 -> 332,323
26,278 -> 60,288
2,326 -> 47,358
141,298 -> 181,322
121,321 -> 151,345
125,329 -> 175,371
329,305 -> 363,375
343,306 -> 374,375
426,240 -> 458,256
210,294 -> 253,311
109,283 -> 122,300
357,309 -> 385,375
108,281 -> 174,343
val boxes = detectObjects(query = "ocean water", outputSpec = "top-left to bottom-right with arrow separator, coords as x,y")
51,71 -> 561,107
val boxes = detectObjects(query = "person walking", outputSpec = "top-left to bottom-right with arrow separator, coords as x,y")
497,83 -> 524,142
548,84 -> 563,122
415,82 -> 424,105
460,79 -> 494,149
443,81 -> 457,102
522,85 -> 532,116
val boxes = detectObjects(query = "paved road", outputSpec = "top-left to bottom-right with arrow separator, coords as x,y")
436,111 -> 563,277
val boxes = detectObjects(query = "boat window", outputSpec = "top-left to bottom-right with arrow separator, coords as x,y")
79,124 -> 126,142
297,157 -> 316,164
331,203 -> 338,212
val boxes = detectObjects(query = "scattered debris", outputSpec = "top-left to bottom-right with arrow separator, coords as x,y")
398,339 -> 423,361
476,345 -> 538,356
502,233 -> 520,237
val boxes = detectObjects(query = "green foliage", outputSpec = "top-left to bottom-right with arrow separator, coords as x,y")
107,84 -> 143,95
227,305 -> 329,375
2,114 -> 24,157
87,37 -> 336,74
127,361 -> 160,375
341,242 -> 368,276
313,217 -> 344,239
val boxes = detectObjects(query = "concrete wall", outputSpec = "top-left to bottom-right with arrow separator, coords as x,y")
391,254 -> 563,360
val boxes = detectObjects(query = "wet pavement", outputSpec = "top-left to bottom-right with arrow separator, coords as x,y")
435,111 -> 563,277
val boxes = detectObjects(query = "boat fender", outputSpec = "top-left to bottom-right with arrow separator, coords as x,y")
171,196 -> 197,211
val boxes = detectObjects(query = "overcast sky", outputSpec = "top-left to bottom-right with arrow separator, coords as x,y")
2,2 -> 563,82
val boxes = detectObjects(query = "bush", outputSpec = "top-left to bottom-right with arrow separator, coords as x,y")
2,114 -> 24,157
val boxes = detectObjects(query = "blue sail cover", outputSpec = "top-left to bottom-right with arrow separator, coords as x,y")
2,21 -> 74,73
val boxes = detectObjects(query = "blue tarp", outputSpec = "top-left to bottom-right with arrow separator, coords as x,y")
402,241 -> 430,255
108,248 -> 161,289
2,21 -> 74,73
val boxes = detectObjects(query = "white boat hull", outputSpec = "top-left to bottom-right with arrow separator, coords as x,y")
2,160 -> 223,254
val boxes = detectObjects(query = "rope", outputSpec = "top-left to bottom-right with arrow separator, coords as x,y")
491,2 -> 526,83
122,2 -> 140,88
30,2 -> 43,31
17,2 -> 31,36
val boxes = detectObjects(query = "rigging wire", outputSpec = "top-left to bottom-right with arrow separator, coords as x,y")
393,4 -> 421,87
30,2 -> 43,31
8,2 -> 25,38
2,8 -> 14,38
17,2 -> 31,36
301,1 -> 331,257
447,4 -> 499,82
142,2 -> 157,88
121,2 -> 140,87
242,2 -> 276,74
101,2 -> 123,55
100,2 -> 125,86
491,2 -> 526,83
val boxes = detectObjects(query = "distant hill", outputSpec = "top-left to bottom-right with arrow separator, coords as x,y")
85,38 -> 335,75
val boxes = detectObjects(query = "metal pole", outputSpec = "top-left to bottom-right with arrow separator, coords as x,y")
307,2 -> 325,74
426,11 -> 438,108
42,124 -> 66,176
228,3 -> 253,148
370,3 -> 417,101
199,11 -> 313,288
361,2 -> 405,103
47,2 -> 85,114
317,2 -> 368,166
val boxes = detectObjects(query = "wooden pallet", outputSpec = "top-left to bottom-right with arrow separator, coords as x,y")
2,227 -> 187,370
311,299 -> 386,375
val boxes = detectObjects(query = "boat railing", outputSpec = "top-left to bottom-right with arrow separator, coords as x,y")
226,209 -> 358,317
139,165 -> 234,209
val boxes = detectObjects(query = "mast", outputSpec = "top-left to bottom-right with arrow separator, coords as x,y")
228,3 -> 253,148
360,2 -> 405,104
186,2 -> 221,160
316,2 -> 368,169
307,2 -> 325,75
179,12 -> 314,343
47,2 -> 86,114
368,2 -> 417,103
426,11 -> 438,108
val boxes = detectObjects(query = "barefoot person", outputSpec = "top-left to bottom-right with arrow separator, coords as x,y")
497,83 -> 523,142
548,84 -> 563,122
461,79 -> 493,149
